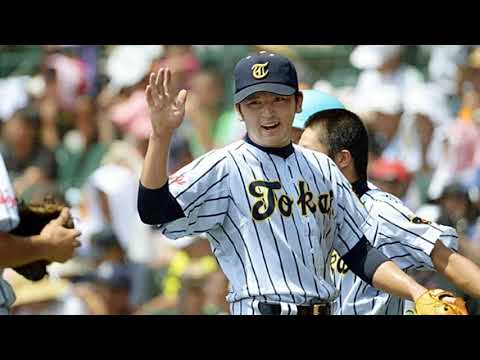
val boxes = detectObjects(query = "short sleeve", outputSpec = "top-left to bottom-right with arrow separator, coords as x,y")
367,192 -> 459,271
0,154 -> 19,231
159,149 -> 231,239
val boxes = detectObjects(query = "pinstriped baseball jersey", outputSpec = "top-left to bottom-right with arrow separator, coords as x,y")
0,154 -> 20,310
330,183 -> 458,315
159,140 -> 376,314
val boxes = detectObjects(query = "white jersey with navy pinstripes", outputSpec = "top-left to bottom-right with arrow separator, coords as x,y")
330,183 -> 458,315
158,140 -> 376,314
0,154 -> 20,311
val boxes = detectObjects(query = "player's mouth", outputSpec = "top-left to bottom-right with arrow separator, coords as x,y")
261,122 -> 280,131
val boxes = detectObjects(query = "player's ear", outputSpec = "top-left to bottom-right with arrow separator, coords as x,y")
295,91 -> 303,114
235,104 -> 244,122
335,150 -> 352,170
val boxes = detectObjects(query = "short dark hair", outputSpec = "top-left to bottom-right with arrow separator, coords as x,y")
305,109 -> 369,181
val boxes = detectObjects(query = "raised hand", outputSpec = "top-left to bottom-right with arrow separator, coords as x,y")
145,68 -> 188,136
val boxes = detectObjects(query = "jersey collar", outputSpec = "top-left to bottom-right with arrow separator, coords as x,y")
351,179 -> 370,198
244,135 -> 294,159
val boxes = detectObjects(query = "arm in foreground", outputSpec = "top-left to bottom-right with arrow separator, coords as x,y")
431,240 -> 480,299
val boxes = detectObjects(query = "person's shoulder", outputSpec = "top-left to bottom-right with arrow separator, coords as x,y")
364,184 -> 401,204
93,163 -> 130,177
294,144 -> 330,163
90,164 -> 133,190
363,187 -> 414,218
188,141 -> 244,169
218,139 -> 247,155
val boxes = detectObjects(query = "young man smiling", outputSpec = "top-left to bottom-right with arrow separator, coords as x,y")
138,52 -> 446,315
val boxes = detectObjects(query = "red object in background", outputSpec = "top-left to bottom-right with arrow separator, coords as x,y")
152,52 -> 201,90
109,90 -> 152,140
46,53 -> 89,110
369,158 -> 411,183
153,52 -> 200,75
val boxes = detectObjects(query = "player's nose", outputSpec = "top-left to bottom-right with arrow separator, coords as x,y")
260,103 -> 275,117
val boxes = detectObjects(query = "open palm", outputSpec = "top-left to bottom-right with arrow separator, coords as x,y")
145,68 -> 188,135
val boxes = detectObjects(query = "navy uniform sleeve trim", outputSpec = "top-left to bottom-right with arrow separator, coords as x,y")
137,181 -> 186,225
342,236 -> 390,285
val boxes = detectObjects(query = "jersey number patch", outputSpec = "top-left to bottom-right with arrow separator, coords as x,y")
330,250 -> 349,275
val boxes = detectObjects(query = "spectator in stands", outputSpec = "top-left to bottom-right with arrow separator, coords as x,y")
56,96 -> 108,205
184,70 -> 225,156
350,45 -> 424,102
369,158 -> 412,201
0,107 -> 58,200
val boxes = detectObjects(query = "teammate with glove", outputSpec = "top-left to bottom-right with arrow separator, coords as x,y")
297,91 -> 479,315
10,200 -> 76,281
0,153 -> 81,315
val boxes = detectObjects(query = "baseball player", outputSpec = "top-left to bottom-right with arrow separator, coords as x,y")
0,153 -> 81,315
138,52 -> 447,315
297,100 -> 480,314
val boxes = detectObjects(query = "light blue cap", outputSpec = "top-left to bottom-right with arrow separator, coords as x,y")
293,89 -> 345,129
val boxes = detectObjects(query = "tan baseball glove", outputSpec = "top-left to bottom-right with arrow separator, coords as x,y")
415,289 -> 469,315
9,200 -> 75,281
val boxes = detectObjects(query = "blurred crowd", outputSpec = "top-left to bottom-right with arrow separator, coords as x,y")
1,45 -> 480,314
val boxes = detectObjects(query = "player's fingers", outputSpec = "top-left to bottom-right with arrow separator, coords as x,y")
149,73 -> 161,107
53,207 -> 70,226
155,68 -> 165,97
69,229 -> 82,238
145,85 -> 155,109
163,68 -> 171,100
148,72 -> 156,92
175,89 -> 188,109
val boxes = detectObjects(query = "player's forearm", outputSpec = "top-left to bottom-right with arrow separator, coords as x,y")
0,233 -> 48,267
432,241 -> 480,299
140,131 -> 174,189
138,131 -> 186,225
372,261 -> 427,301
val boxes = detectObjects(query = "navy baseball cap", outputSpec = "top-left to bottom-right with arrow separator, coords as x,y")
234,52 -> 299,104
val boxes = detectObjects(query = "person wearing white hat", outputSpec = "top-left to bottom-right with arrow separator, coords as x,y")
394,83 -> 455,209
105,46 -> 164,94
78,140 -> 157,309
428,50 -> 480,201
351,84 -> 405,166
0,76 -> 30,122
350,45 -> 424,111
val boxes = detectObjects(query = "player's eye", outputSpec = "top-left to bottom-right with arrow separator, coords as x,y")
274,96 -> 287,103
246,100 -> 261,106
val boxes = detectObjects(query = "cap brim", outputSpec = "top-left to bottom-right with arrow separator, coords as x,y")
234,83 -> 296,104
